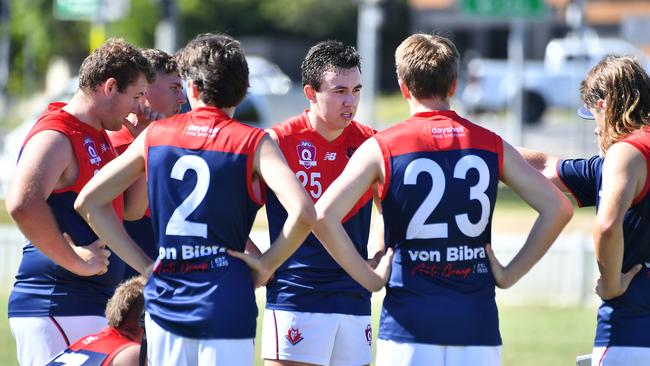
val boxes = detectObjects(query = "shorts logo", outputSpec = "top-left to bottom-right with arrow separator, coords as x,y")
297,141 -> 317,169
83,137 -> 102,165
365,324 -> 372,346
285,327 -> 304,345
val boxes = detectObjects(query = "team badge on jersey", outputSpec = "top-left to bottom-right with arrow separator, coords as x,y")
285,327 -> 304,345
297,141 -> 317,169
83,137 -> 102,165
365,324 -> 372,346
346,146 -> 357,159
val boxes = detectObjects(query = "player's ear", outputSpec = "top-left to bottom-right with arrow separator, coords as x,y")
448,79 -> 458,98
103,78 -> 119,96
398,79 -> 410,100
304,84 -> 317,103
186,80 -> 200,100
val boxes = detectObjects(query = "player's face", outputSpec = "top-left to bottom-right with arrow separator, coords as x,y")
105,74 -> 148,131
145,71 -> 185,118
311,67 -> 362,131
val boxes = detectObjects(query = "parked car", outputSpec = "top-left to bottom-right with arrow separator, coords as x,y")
460,35 -> 648,124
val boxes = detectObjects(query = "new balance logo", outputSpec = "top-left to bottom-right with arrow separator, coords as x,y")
324,152 -> 337,161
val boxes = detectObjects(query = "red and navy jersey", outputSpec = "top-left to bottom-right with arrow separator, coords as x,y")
558,127 -> 650,348
144,106 -> 266,339
375,110 -> 504,346
9,103 -> 125,318
108,126 -> 156,280
264,112 -> 376,315
45,327 -> 138,366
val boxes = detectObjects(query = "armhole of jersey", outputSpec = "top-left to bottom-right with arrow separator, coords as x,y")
35,127 -> 84,195
621,140 -> 650,206
103,341 -> 139,366
374,135 -> 391,201
496,135 -> 504,179
555,160 -> 585,208
143,124 -> 153,185
247,131 -> 267,206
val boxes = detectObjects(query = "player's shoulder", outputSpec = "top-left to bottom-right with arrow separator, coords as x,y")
271,113 -> 310,137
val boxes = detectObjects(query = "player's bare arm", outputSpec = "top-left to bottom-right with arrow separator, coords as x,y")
594,142 -> 644,299
367,186 -> 386,269
517,146 -> 570,192
486,141 -> 573,289
109,344 -> 141,366
122,175 -> 149,221
313,138 -> 393,292
75,132 -> 154,276
6,130 -> 111,276
230,135 -> 316,287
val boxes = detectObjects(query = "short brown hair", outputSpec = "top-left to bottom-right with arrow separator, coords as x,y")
141,48 -> 178,75
175,33 -> 248,108
395,34 -> 459,100
581,55 -> 650,152
79,38 -> 156,93
105,276 -> 146,329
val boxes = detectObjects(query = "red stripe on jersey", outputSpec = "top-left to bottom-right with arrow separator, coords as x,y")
145,106 -> 268,205
620,126 -> 650,206
272,111 -> 376,221
375,110 -> 503,200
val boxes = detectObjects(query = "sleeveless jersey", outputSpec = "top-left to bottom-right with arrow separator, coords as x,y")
9,102 -> 125,318
108,126 -> 156,280
265,112 -> 376,315
375,110 -> 504,346
558,127 -> 650,348
45,327 -> 138,366
144,106 -> 266,339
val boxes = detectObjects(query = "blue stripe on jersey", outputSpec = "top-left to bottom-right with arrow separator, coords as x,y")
559,156 -> 650,347
9,191 -> 124,317
145,145 -> 260,339
379,149 -> 502,346
265,190 -> 372,315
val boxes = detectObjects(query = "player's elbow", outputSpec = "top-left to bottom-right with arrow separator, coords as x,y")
73,192 -> 93,218
294,201 -> 317,230
5,193 -> 31,224
556,194 -> 574,224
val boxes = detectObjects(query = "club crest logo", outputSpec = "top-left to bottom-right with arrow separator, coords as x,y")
365,324 -> 372,346
346,146 -> 357,159
297,141 -> 317,169
83,137 -> 102,165
285,327 -> 304,345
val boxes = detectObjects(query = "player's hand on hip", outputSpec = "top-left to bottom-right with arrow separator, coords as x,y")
373,247 -> 394,288
64,234 -> 111,276
594,264 -> 643,300
485,244 -> 513,289
228,249 -> 273,287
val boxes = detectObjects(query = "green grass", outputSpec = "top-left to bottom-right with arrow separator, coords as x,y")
0,292 -> 595,366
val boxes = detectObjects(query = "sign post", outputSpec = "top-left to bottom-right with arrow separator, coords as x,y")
461,0 -> 546,145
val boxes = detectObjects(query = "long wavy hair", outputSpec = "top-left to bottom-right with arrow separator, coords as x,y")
581,55 -> 650,152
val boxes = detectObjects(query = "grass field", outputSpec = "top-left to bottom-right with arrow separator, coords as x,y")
0,291 -> 596,366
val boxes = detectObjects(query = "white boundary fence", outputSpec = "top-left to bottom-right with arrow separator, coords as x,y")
0,226 -> 600,307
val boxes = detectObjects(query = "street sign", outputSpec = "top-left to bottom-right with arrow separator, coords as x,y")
54,0 -> 130,22
461,0 -> 545,18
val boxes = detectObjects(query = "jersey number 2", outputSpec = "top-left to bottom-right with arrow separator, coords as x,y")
404,155 -> 490,240
165,155 -> 210,238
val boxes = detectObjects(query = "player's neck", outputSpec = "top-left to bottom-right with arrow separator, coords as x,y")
408,97 -> 451,116
61,91 -> 104,131
307,110 -> 344,142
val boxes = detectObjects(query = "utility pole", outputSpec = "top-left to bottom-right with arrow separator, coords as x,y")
356,0 -> 383,127
155,0 -> 178,53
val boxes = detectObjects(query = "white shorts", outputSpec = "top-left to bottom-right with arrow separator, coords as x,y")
592,346 -> 650,366
262,309 -> 372,366
9,315 -> 107,366
376,339 -> 502,366
145,312 -> 254,366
